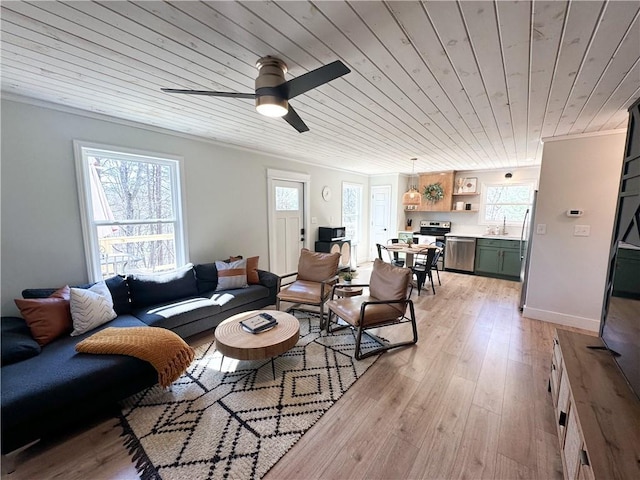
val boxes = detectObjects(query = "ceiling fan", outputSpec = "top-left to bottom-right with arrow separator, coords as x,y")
161,56 -> 350,133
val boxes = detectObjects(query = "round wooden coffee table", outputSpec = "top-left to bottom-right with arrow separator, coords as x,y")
215,310 -> 300,378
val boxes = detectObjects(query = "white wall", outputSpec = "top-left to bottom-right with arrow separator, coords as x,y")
0,99 -> 368,316
524,132 -> 626,331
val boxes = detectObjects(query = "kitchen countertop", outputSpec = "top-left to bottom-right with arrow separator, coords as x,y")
445,232 -> 522,241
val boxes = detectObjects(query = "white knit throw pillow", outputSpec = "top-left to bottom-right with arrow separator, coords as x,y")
70,281 -> 117,336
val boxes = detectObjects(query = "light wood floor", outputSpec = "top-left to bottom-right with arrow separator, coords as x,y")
3,266 -> 594,479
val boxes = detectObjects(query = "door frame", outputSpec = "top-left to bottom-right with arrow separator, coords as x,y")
267,169 -> 311,272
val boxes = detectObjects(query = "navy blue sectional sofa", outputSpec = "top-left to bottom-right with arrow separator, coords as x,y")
1,262 -> 279,455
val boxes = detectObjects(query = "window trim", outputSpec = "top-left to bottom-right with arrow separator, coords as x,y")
73,140 -> 188,281
480,181 -> 535,226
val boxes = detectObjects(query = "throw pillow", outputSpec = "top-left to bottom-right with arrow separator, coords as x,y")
297,248 -> 341,283
128,263 -> 198,309
194,263 -> 218,294
70,281 -> 117,336
15,286 -> 72,346
215,259 -> 248,291
1,317 -> 41,365
230,255 -> 260,284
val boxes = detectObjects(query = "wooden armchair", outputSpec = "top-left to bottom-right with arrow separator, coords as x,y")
326,259 -> 417,359
276,248 -> 341,330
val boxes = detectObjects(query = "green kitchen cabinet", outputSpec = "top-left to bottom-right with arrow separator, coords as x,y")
474,238 -> 522,280
612,244 -> 640,298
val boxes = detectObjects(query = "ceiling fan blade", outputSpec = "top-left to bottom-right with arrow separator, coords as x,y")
285,60 -> 350,99
161,88 -> 255,99
283,105 -> 309,133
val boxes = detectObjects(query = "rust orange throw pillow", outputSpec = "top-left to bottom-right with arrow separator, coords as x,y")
15,286 -> 72,346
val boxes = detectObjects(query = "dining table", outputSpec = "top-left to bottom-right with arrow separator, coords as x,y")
385,243 -> 441,268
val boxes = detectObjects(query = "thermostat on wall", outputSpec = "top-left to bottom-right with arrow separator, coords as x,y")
566,209 -> 584,217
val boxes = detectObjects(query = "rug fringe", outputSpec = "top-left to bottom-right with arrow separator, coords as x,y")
119,413 -> 162,480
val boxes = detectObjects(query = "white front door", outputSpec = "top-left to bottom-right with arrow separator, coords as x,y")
267,170 -> 310,276
371,185 -> 392,259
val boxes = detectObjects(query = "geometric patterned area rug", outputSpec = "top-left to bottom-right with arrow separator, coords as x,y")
119,312 -> 380,480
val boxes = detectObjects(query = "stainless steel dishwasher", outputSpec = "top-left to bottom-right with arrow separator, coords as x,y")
444,236 -> 476,272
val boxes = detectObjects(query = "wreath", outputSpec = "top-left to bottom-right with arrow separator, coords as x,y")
423,182 -> 444,203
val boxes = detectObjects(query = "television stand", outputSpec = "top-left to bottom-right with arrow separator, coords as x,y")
549,329 -> 640,479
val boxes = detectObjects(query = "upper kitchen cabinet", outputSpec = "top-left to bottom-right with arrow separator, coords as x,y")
417,171 -> 454,212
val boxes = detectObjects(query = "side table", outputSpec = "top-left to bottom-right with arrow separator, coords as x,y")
334,286 -> 363,298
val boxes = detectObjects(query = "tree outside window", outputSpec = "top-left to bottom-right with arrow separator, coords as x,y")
342,183 -> 363,243
482,183 -> 534,225
75,142 -> 186,281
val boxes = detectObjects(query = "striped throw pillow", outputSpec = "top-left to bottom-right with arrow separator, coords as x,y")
215,259 -> 248,291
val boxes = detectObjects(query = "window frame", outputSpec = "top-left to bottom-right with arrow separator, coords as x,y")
341,182 -> 363,244
73,140 -> 188,281
480,181 -> 535,226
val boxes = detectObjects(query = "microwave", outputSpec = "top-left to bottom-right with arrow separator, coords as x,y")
318,227 -> 346,241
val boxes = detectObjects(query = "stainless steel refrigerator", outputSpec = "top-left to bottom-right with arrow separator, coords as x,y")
519,190 -> 538,311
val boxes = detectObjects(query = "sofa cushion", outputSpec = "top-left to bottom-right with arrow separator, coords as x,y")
0,315 -> 155,443
70,282 -> 117,336
128,264 -> 198,309
1,317 -> 41,366
14,286 -> 72,346
215,259 -> 247,291
194,263 -> 218,294
132,296 -> 222,331
211,285 -> 270,311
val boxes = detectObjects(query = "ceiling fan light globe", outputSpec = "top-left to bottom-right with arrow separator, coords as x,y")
256,96 -> 288,117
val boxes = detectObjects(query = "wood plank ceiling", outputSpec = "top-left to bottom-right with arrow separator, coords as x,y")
1,1 -> 638,175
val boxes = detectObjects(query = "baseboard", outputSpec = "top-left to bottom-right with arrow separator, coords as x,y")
522,306 -> 600,332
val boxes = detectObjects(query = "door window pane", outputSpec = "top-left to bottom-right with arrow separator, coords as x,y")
342,183 -> 363,242
275,186 -> 299,211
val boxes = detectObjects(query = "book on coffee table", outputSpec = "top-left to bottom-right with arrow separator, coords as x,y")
240,314 -> 278,334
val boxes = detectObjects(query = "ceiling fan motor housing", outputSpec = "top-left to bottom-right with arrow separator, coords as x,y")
255,56 -> 289,116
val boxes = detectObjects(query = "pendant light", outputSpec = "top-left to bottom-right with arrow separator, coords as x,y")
402,158 -> 421,209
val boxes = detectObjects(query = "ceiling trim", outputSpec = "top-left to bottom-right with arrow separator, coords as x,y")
541,129 -> 628,144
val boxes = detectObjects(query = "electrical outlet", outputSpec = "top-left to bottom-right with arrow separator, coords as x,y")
574,225 -> 590,237
536,224 -> 546,235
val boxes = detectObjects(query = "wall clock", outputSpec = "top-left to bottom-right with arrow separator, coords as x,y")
322,186 -> 332,201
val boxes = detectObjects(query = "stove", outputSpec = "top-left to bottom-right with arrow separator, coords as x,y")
417,220 -> 451,237
414,221 -> 450,269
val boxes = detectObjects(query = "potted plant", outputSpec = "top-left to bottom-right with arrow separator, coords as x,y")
341,271 -> 356,285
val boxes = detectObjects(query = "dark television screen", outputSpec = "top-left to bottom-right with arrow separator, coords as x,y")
601,241 -> 640,400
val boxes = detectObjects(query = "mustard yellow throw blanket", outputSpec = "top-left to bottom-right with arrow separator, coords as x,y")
76,327 -> 195,388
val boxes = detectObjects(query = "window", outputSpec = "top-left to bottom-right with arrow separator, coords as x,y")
482,183 -> 534,225
74,141 -> 186,281
275,186 -> 299,210
342,182 -> 363,242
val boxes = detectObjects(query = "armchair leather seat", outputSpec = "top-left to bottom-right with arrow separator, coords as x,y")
276,248 -> 341,330
326,296 -> 405,327
277,280 -> 330,305
327,259 -> 418,359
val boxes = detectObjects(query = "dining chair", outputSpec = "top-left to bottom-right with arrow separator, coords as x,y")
386,238 -> 405,267
429,241 -> 444,286
411,247 -> 437,295
326,258 -> 417,359
377,243 -> 404,268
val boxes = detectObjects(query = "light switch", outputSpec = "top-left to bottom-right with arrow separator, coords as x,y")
574,225 -> 590,237
536,224 -> 546,235
311,217 -> 318,224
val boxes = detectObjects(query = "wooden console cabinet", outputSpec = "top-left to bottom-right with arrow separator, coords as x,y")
550,329 -> 640,480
